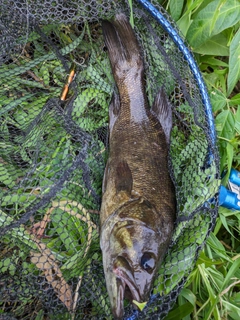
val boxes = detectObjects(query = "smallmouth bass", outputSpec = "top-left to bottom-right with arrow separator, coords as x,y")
100,13 -> 176,319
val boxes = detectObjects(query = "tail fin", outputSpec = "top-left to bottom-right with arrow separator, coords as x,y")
102,13 -> 143,74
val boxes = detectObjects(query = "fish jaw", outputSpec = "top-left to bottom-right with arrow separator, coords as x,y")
100,200 -> 174,318
105,256 -> 142,319
113,256 -> 141,302
101,251 -> 143,319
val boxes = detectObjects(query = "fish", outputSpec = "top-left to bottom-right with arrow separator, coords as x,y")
100,13 -> 176,319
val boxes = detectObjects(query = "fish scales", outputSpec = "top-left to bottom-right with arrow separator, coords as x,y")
102,115 -> 173,216
100,13 -> 175,319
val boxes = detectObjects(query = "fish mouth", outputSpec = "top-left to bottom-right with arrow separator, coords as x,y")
113,256 -> 141,319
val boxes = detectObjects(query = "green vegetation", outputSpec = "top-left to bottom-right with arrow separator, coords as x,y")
0,0 -> 239,319
0,22 -> 112,319
161,1 -> 240,319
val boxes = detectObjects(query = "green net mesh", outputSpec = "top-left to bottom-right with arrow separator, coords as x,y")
0,1 -> 220,319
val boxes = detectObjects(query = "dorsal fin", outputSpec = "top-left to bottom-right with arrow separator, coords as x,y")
151,87 -> 172,144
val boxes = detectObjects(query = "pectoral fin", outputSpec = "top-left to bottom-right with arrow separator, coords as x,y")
151,87 -> 172,144
115,160 -> 133,195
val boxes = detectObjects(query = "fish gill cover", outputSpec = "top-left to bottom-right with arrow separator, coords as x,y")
0,0 -> 220,319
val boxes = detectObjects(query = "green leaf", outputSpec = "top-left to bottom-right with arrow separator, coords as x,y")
0,26 -> 85,80
219,213 -> 235,237
127,0 -> 134,28
39,63 -> 50,86
165,302 -> 194,320
84,64 -> 112,94
198,251 -> 223,267
198,264 -> 216,304
177,13 -> 192,37
220,258 -> 240,291
0,94 -> 35,116
215,109 -> 235,140
0,163 -> 23,188
207,266 -> 225,291
222,300 -> 240,319
176,0 -> 204,37
210,90 -> 227,112
35,310 -> 44,320
51,209 -> 82,254
235,105 -> 240,121
0,210 -> 39,250
229,93 -> 240,106
204,258 -> 240,319
179,288 -> 196,306
207,233 -> 232,262
73,87 -> 108,131
169,0 -> 184,21
226,142 -> 234,171
193,33 -> 229,56
227,28 -> 240,95
186,0 -> 240,49
234,106 -> 240,134
200,56 -> 229,68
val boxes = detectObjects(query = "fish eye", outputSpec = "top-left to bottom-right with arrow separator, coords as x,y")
140,253 -> 155,273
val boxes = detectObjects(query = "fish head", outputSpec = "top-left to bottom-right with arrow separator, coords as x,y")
100,199 -> 173,319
